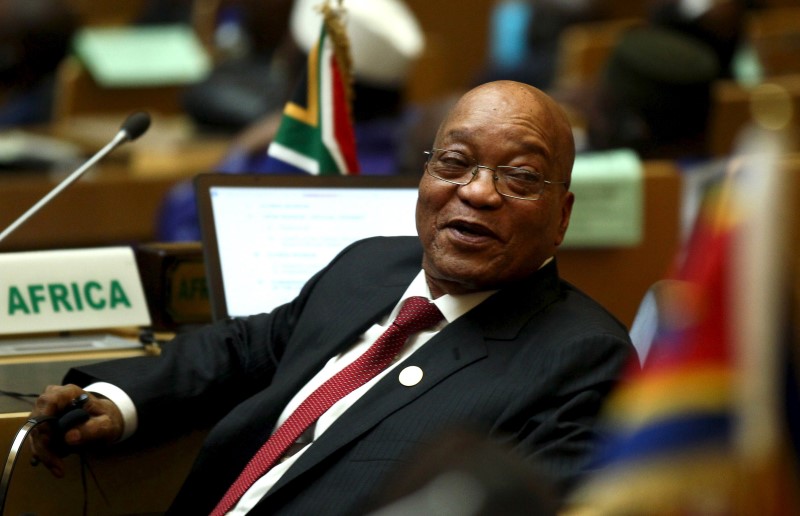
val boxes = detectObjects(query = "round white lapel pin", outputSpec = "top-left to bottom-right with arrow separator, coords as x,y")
399,366 -> 423,386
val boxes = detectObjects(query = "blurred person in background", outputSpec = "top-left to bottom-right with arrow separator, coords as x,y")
582,25 -> 722,160
0,0 -> 78,128
476,0 -> 604,90
180,0 -> 298,133
646,0 -> 753,79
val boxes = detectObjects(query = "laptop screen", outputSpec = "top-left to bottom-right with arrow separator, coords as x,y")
195,173 -> 420,320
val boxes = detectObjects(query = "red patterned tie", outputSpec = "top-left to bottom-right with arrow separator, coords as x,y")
210,296 -> 443,515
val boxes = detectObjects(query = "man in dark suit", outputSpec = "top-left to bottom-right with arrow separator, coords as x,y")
29,80 -> 635,514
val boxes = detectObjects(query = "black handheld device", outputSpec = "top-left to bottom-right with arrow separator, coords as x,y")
57,393 -> 91,434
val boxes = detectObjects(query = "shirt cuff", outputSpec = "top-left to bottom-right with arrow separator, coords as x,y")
83,382 -> 138,442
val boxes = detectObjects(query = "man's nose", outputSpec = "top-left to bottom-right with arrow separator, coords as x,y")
459,166 -> 503,205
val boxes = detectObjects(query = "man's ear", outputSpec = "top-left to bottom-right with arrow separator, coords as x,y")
555,191 -> 575,246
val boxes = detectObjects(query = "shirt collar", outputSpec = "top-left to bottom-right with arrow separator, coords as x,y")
392,271 -> 495,324
393,256 -> 555,324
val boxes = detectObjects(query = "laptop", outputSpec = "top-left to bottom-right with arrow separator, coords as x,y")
195,173 -> 420,321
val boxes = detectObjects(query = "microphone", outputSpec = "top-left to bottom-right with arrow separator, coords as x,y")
0,111 -> 152,246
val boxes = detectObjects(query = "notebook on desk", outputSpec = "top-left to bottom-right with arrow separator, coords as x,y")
195,173 -> 420,321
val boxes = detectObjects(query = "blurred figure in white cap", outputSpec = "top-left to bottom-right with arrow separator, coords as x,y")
290,0 -> 424,88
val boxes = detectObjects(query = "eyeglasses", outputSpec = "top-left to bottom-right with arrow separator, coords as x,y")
424,149 -> 566,201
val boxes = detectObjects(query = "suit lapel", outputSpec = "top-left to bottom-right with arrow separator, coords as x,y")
261,261 -> 563,498
271,266 -> 419,400
184,268 -> 419,510
264,316 -> 489,496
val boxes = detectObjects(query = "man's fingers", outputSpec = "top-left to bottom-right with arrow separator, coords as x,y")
26,384 -> 106,478
26,384 -> 124,479
60,413 -> 117,447
79,397 -> 124,444
28,426 -> 66,478
32,384 -> 84,419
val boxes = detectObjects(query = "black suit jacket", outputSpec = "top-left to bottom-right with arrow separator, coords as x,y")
65,237 -> 634,515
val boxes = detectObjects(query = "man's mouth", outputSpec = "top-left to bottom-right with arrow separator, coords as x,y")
446,220 -> 497,239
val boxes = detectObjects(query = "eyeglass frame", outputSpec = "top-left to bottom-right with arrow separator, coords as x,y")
423,148 -> 567,201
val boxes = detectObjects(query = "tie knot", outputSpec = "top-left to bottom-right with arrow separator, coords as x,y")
393,296 -> 443,334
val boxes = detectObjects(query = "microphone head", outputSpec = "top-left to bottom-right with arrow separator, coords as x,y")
120,111 -> 151,141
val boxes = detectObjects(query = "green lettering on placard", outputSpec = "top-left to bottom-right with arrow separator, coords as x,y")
109,280 -> 131,308
8,287 -> 30,315
179,278 -> 190,300
71,282 -> 84,311
6,280 -> 136,317
84,281 -> 105,310
179,277 -> 208,300
48,283 -> 73,312
27,285 -> 46,314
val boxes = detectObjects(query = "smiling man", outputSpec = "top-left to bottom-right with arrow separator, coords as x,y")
30,81 -> 634,515
417,80 -> 575,297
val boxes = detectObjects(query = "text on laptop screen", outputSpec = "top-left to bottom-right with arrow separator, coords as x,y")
207,182 -> 418,318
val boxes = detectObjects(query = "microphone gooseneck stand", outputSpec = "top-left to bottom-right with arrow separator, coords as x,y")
0,112 -> 151,514
0,111 -> 151,245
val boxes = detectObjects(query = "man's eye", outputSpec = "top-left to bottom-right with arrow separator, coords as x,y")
438,154 -> 470,169
439,159 -> 467,168
504,169 -> 542,184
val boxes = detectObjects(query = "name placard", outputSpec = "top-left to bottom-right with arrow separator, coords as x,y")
562,148 -> 644,248
0,247 -> 151,335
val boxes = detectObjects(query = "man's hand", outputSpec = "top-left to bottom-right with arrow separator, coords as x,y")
28,384 -> 124,477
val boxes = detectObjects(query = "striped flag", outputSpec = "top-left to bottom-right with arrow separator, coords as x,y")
567,124 -> 800,514
567,173 -> 741,513
263,1 -> 359,175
